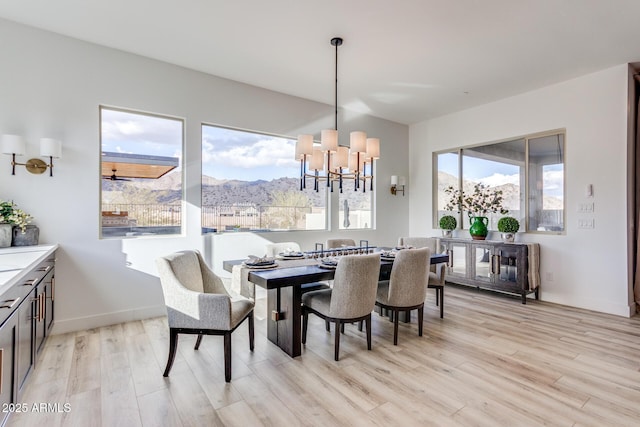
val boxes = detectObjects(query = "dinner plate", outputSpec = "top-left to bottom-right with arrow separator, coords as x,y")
277,252 -> 305,259
242,262 -> 278,269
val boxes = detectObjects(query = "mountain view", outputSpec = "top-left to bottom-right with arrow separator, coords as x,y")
102,171 -> 372,209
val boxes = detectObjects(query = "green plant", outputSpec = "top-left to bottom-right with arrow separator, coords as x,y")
439,215 -> 457,230
0,200 -> 34,233
497,216 -> 520,233
444,183 -> 508,219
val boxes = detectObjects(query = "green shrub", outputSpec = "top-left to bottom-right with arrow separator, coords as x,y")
497,216 -> 520,233
439,215 -> 457,230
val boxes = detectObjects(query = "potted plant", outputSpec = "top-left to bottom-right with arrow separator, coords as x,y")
497,216 -> 520,243
0,200 -> 36,247
444,184 -> 508,240
439,215 -> 457,237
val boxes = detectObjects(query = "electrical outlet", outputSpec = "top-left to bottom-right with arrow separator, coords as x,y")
578,218 -> 595,229
544,272 -> 553,282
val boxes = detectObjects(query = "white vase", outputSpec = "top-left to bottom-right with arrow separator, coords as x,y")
0,224 -> 11,248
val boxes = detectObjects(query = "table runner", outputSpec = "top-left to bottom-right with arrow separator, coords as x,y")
231,256 -> 326,299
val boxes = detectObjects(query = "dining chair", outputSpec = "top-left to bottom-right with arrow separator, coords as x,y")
397,236 -> 446,318
326,238 -> 357,249
264,241 -> 330,293
156,250 -> 254,382
301,253 -> 381,361
376,247 -> 431,345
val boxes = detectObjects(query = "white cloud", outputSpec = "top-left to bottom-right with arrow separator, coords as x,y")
101,109 -> 182,146
477,173 -> 520,187
204,136 -> 298,169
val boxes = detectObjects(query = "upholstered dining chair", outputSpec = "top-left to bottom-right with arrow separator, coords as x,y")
398,236 -> 446,318
376,247 -> 431,345
264,241 -> 330,293
326,238 -> 357,249
301,253 -> 381,361
156,250 -> 254,382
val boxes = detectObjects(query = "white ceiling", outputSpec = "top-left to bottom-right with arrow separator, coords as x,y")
2,0 -> 640,125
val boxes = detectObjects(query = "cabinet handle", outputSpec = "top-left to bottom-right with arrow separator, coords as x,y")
21,279 -> 37,286
37,265 -> 51,273
0,298 -> 20,309
40,294 -> 45,322
0,348 -> 3,395
491,254 -> 501,275
29,297 -> 38,320
51,277 -> 55,302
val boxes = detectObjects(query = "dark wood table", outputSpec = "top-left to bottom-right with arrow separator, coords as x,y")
223,253 -> 449,357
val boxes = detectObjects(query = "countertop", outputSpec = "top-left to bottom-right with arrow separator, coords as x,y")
0,244 -> 58,295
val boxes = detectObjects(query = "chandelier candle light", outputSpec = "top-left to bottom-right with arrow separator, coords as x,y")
296,37 -> 380,193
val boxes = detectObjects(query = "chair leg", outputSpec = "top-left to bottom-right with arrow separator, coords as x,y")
440,288 -> 444,319
358,320 -> 363,331
163,328 -> 179,377
248,311 -> 255,351
366,315 -> 372,350
393,309 -> 399,346
194,334 -> 203,350
418,306 -> 424,337
302,309 -> 309,344
224,332 -> 232,382
340,323 -> 345,334
435,288 -> 440,306
325,320 -> 330,331
334,321 -> 341,361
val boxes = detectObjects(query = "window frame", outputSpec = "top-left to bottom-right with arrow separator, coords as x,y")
200,122 -> 329,234
433,129 -> 566,235
99,105 -> 185,239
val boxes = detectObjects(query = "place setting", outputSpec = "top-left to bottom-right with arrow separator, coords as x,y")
318,257 -> 339,269
276,250 -> 306,260
380,250 -> 398,261
242,255 -> 278,269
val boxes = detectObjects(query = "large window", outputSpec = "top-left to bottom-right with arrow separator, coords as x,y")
434,130 -> 564,233
201,125 -> 327,232
100,107 -> 183,238
338,156 -> 373,230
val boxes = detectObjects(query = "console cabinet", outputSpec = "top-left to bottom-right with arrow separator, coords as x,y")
440,238 -> 538,303
0,248 -> 56,426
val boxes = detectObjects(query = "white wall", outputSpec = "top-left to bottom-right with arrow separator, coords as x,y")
409,64 -> 632,316
0,19 -> 410,333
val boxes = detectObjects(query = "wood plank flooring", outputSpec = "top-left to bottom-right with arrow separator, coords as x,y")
8,286 -> 640,426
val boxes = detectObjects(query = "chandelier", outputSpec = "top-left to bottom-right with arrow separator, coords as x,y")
295,37 -> 380,193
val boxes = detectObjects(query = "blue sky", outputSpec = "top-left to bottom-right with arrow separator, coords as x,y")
202,125 -> 298,180
101,109 -> 299,181
101,109 -> 182,158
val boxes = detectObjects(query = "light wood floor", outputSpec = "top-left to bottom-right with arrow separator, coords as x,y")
8,286 -> 640,427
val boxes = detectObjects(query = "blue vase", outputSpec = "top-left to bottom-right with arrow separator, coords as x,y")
469,216 -> 488,240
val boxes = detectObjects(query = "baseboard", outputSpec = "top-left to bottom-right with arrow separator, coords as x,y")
50,305 -> 167,335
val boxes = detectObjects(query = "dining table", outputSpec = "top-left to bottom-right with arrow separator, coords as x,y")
223,250 -> 449,358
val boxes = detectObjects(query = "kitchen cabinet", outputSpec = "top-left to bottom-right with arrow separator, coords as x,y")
440,238 -> 539,303
0,245 -> 57,425
0,312 -> 17,427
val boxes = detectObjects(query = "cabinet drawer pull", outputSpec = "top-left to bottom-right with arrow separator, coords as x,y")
21,279 -> 37,286
37,265 -> 51,272
0,298 -> 20,309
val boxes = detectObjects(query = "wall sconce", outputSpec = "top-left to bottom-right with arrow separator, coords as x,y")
1,135 -> 62,176
390,175 -> 406,196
